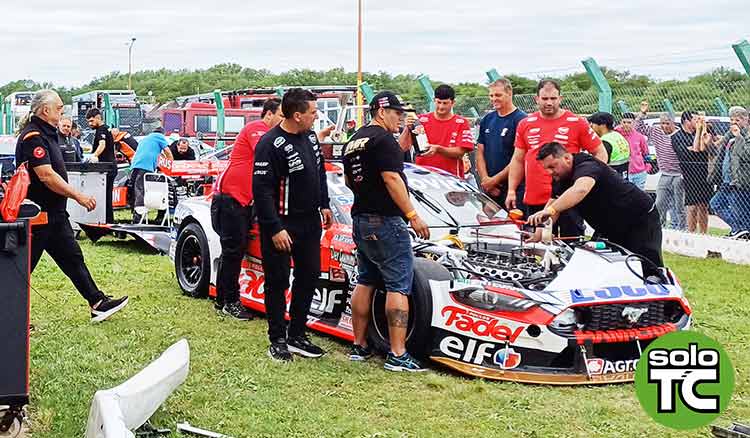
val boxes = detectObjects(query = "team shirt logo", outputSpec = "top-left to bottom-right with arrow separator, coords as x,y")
33,147 -> 46,159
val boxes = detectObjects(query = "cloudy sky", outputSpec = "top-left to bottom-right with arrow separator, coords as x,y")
2,0 -> 748,87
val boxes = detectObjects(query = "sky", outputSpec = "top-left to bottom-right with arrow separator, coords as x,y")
1,0 -> 748,88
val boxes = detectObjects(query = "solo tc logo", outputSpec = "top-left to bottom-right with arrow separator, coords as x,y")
635,331 -> 734,430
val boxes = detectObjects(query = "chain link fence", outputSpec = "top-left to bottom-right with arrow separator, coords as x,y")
445,80 -> 750,244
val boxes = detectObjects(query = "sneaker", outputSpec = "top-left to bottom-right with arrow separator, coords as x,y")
349,344 -> 373,361
384,352 -> 427,372
287,335 -> 325,358
91,296 -> 129,323
729,230 -> 749,240
268,339 -> 293,363
222,301 -> 252,321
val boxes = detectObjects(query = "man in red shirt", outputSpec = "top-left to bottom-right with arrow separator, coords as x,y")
506,79 -> 608,238
406,85 -> 474,177
211,98 -> 283,319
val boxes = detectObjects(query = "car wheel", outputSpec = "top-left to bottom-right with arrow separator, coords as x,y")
175,223 -> 210,298
367,258 -> 451,358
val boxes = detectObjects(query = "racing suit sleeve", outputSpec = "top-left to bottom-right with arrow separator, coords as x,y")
318,151 -> 330,210
252,140 -> 285,236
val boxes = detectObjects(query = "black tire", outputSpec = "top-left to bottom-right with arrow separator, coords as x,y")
175,222 -> 210,298
367,258 -> 451,358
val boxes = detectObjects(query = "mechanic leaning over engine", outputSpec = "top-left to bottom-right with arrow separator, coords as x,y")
528,142 -> 664,279
343,91 -> 431,372
252,88 -> 334,362
211,97 -> 282,320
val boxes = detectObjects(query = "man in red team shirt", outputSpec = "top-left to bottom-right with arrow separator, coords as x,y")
210,98 -> 283,319
402,85 -> 474,177
506,80 -> 608,239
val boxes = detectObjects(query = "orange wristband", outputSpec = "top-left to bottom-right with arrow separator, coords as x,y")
406,210 -> 418,220
546,206 -> 557,217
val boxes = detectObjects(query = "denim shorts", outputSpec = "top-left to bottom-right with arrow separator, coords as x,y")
352,214 -> 414,295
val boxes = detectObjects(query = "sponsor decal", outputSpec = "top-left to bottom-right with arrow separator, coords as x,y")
441,306 -> 525,342
456,118 -> 465,123
311,287 -> 345,314
333,234 -> 354,245
255,161 -> 269,167
586,358 -> 638,375
569,284 -> 671,304
439,336 -> 498,366
557,127 -> 570,134
529,127 -> 541,134
274,136 -> 285,148
344,137 -> 368,155
33,146 -> 46,159
566,117 -> 579,122
493,347 -> 521,369
635,331 -> 734,430
527,116 -> 538,122
419,116 -> 429,123
485,128 -> 490,134
284,144 -> 293,153
500,127 -> 508,136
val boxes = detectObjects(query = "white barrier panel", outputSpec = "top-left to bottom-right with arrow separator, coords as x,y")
663,230 -> 750,265
85,339 -> 190,438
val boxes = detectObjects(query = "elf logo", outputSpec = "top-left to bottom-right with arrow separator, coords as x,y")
439,336 -> 497,366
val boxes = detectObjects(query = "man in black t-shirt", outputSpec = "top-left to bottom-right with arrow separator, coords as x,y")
342,91 -> 430,372
15,90 -> 128,322
86,108 -> 117,223
528,142 -> 663,277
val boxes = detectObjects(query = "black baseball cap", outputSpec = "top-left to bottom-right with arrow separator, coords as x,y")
370,91 -> 415,113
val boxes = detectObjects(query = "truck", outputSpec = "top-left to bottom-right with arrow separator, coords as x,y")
72,90 -> 144,143
161,102 -> 261,145
2,91 -> 36,134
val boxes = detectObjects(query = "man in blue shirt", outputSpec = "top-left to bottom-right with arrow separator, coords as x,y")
475,78 -> 527,212
128,131 -> 172,223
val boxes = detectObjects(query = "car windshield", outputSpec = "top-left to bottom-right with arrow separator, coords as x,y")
326,163 -> 508,228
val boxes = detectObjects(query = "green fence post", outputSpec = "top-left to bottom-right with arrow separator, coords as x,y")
469,107 -> 480,118
662,99 -> 676,117
617,100 -> 630,114
275,86 -> 285,98
714,97 -> 729,117
359,82 -> 375,103
582,57 -> 612,113
3,100 -> 11,135
213,90 -> 225,150
486,69 -> 501,83
417,74 -> 435,112
0,94 -> 4,135
103,93 -> 117,128
732,39 -> 750,76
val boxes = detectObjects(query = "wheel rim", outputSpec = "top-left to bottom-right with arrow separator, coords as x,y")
370,290 -> 416,347
179,234 -> 203,288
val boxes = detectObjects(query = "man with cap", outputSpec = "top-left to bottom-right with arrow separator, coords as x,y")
343,91 -> 430,372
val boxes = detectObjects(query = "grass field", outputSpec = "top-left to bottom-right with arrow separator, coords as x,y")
25,237 -> 750,437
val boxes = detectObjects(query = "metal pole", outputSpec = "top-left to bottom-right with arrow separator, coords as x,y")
417,74 -> 435,112
356,0 -> 364,126
714,97 -> 729,117
128,37 -> 136,90
0,94 -> 4,135
213,90 -> 225,150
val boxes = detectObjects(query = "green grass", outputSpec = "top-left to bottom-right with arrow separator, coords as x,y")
26,238 -> 750,437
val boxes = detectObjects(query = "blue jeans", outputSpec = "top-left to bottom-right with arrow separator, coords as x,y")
628,172 -> 647,191
656,174 -> 686,230
711,184 -> 750,233
352,214 -> 414,295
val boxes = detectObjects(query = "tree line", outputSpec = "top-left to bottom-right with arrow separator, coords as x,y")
1,64 -> 747,116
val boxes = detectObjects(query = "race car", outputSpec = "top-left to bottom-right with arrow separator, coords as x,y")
170,162 -> 691,384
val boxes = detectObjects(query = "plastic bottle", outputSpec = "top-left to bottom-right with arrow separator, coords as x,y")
585,241 -> 606,250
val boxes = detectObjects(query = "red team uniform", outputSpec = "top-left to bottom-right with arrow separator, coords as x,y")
415,113 -> 474,177
514,110 -> 602,206
215,119 -> 271,205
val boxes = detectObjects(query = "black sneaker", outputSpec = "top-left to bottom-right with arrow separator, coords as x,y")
349,344 -> 373,361
222,301 -> 252,321
91,296 -> 129,323
287,335 -> 325,358
384,352 -> 427,372
268,339 -> 293,363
